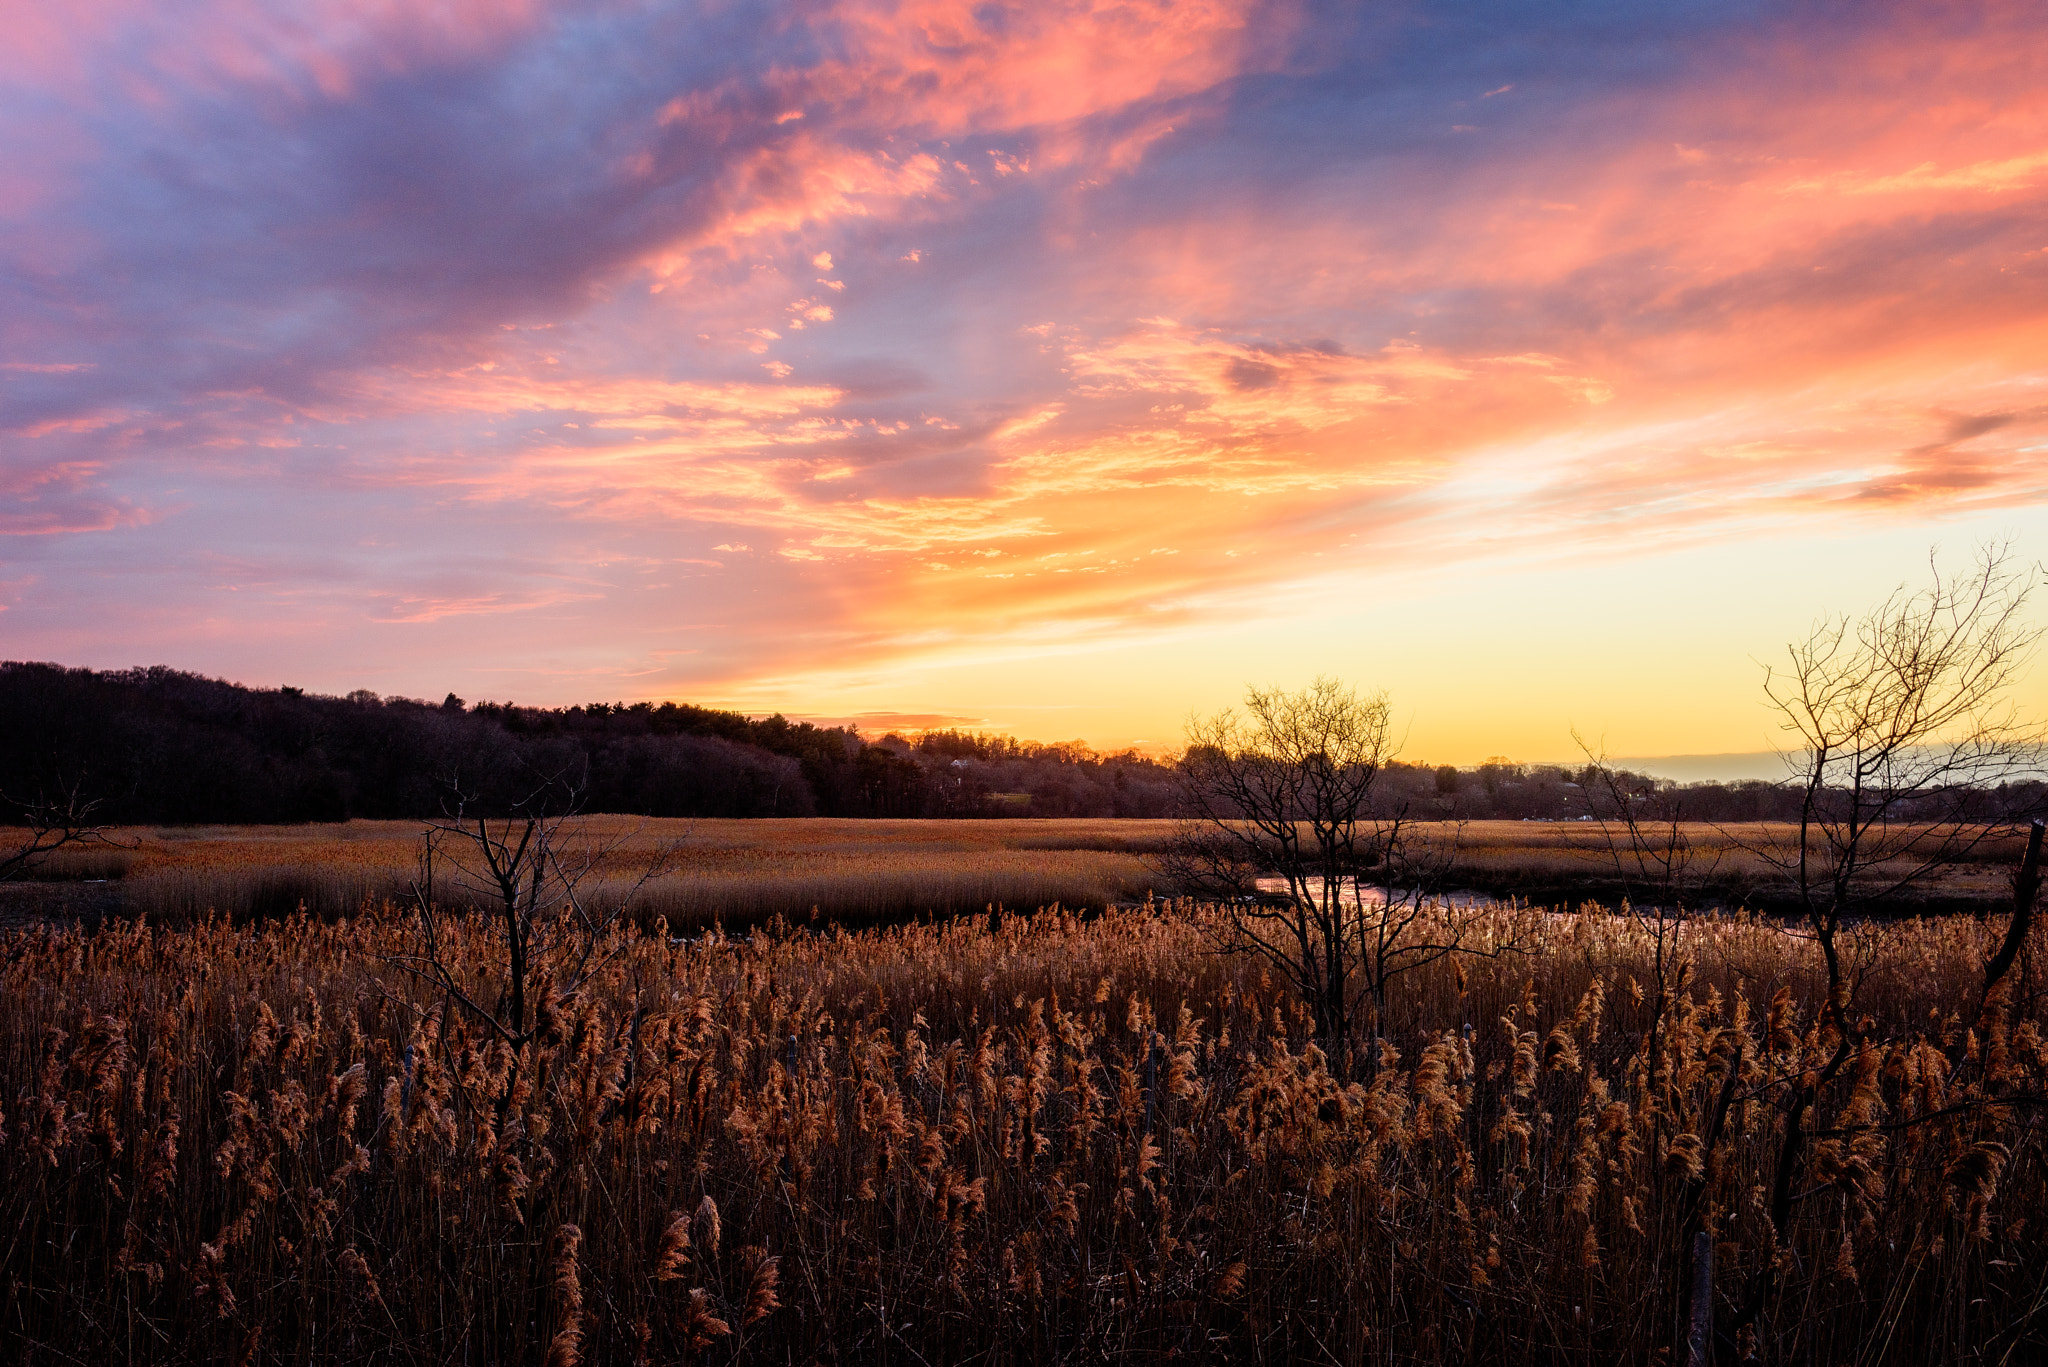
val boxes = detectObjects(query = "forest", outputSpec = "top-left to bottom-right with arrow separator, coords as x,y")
0,662 -> 1177,823
0,660 -> 1943,829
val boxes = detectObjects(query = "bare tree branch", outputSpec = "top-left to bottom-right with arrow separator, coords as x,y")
389,764 -> 683,1054
1164,677 -> 1518,1076
1727,542 -> 2046,1338
0,775 -> 131,883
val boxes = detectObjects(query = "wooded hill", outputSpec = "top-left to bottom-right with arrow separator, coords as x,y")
0,662 -> 1180,822
8,661 -> 2034,828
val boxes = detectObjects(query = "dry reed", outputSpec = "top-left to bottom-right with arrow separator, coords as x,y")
18,817 -> 2023,932
0,897 -> 2042,1362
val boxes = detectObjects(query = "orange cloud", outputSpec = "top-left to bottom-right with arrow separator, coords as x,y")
790,0 -> 1280,136
7,0 -> 2048,752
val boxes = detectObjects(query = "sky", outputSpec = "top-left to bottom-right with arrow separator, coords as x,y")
4,0 -> 2047,767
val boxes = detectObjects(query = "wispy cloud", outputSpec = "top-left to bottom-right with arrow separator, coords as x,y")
3,0 -> 2046,750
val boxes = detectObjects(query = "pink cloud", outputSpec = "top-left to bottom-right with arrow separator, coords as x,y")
5,0 -> 2048,733
775,0 -> 1281,135
0,0 -> 546,100
0,460 -> 149,536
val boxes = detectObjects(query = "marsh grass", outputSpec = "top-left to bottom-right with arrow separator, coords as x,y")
4,845 -> 137,881
11,817 -> 2026,931
601,854 -> 1149,931
1442,821 -> 2031,911
1,896 -> 2044,1363
30,818 -> 1174,929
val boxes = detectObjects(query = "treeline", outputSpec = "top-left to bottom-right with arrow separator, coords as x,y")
1384,758 -> 1805,822
7,661 -> 2033,829
876,729 -> 1181,818
1401,757 -> 2042,824
0,663 -> 1179,824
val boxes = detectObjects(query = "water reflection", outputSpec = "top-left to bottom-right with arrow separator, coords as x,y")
1250,877 -> 1496,909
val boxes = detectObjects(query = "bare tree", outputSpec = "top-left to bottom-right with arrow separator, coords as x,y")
0,776 -> 126,882
1755,542 -> 2043,1014
1572,737 -> 1725,914
392,769 -> 676,1050
1727,544 -> 2046,1338
1164,677 -> 1488,1074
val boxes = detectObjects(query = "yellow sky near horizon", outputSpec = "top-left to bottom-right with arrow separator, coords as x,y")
4,2 -> 2047,765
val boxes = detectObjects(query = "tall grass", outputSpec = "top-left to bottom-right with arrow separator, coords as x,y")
1,897 -> 2043,1362
43,818 -> 1172,929
618,852 -> 1152,930
27,818 -> 2026,928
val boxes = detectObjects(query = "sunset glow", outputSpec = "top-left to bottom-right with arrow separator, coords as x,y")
5,0 -> 2047,763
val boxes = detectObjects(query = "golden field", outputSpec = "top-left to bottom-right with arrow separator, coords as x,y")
5,817 -> 2030,929
1,896 -> 2043,1363
5,818 -> 1178,929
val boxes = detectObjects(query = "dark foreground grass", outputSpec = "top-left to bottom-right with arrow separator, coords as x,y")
2,898 -> 2045,1363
